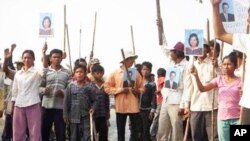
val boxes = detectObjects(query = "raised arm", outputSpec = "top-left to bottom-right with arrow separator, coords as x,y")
3,47 -> 15,80
191,66 -> 216,92
211,0 -> 233,44
42,42 -> 49,68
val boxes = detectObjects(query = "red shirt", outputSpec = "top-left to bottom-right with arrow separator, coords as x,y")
156,76 -> 165,104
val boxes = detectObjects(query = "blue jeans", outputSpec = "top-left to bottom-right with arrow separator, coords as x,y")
217,119 -> 239,141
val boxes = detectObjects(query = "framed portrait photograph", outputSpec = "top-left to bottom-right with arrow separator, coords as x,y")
164,67 -> 180,90
219,0 -> 235,22
123,67 -> 136,87
39,13 -> 54,37
185,29 -> 204,56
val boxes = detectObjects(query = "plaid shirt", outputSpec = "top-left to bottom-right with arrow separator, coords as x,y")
89,82 -> 110,118
63,81 -> 98,123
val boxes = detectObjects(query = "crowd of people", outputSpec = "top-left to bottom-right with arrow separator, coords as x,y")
0,1 -> 249,141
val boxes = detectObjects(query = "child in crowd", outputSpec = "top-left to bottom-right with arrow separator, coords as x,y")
63,65 -> 98,141
90,64 -> 110,141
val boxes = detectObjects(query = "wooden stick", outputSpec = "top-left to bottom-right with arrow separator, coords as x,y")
156,0 -> 163,45
64,5 -> 66,52
130,25 -> 136,65
90,113 -> 94,141
239,24 -> 249,124
183,118 -> 190,141
130,25 -> 135,55
91,12 -> 97,53
220,42 -> 224,62
211,39 -> 217,141
207,18 -> 210,42
183,56 -> 195,141
121,49 -> 132,87
79,25 -> 82,59
66,24 -> 73,73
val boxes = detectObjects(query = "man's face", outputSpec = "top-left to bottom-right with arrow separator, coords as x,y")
50,53 -> 62,66
170,73 -> 175,81
223,5 -> 229,14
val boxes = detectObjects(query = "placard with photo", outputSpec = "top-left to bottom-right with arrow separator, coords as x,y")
39,13 -> 54,37
123,67 -> 136,88
165,67 -> 180,90
185,29 -> 204,56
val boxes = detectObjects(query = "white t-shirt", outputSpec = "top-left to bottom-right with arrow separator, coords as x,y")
233,34 -> 250,108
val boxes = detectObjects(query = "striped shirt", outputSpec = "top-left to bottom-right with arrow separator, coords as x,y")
41,66 -> 71,109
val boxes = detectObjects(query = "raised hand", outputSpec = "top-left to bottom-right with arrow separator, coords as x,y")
210,0 -> 221,5
190,65 -> 198,76
4,48 -> 11,60
42,42 -> 48,54
10,44 -> 16,53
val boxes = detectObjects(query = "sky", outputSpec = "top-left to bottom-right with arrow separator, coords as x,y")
0,0 -> 234,76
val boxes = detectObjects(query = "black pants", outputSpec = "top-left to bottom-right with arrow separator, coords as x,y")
140,110 -> 153,141
2,114 -> 12,141
95,117 -> 108,141
42,108 -> 66,141
116,113 -> 141,141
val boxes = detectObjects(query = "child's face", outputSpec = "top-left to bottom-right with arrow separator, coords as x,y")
92,72 -> 104,80
74,68 -> 86,81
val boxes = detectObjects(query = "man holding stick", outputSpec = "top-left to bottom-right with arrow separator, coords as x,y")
211,0 -> 250,124
104,50 -> 144,141
184,42 -> 219,141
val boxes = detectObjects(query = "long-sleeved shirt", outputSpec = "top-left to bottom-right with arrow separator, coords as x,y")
139,81 -> 156,112
104,67 -> 144,113
161,46 -> 189,108
184,57 -> 218,111
88,82 -> 110,118
63,81 -> 98,123
11,67 -> 43,107
41,66 -> 71,109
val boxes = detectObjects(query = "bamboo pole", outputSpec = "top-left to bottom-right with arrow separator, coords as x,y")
220,42 -> 224,62
211,39 -> 217,141
91,12 -> 97,53
64,5 -> 66,52
239,24 -> 249,124
130,25 -> 136,65
156,0 -> 163,45
183,118 -> 190,141
66,24 -> 73,73
183,56 -> 195,141
207,18 -> 210,42
130,25 -> 135,55
90,113 -> 94,141
121,48 -> 132,87
79,25 -> 82,59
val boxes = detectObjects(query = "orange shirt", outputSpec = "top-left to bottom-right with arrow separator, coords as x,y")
104,68 -> 144,113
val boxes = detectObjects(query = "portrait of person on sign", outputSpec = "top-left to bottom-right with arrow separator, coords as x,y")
39,13 -> 54,37
164,67 -> 180,90
185,29 -> 204,56
219,1 -> 235,22
123,68 -> 136,88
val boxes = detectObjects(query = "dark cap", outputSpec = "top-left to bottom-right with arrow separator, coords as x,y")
171,42 -> 184,52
